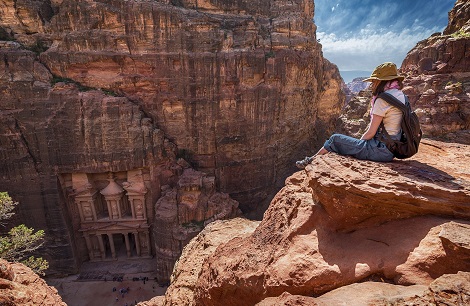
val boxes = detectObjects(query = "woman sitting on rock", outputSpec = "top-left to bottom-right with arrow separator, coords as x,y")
296,62 -> 406,169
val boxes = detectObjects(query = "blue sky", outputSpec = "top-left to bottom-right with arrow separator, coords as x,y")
314,0 -> 455,81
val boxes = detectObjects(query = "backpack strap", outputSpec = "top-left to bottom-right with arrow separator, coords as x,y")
375,92 -> 407,146
377,92 -> 407,113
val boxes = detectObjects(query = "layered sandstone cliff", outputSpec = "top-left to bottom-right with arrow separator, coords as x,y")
400,0 -> 469,141
0,0 -> 343,279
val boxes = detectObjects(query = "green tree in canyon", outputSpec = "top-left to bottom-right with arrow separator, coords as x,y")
0,192 -> 48,275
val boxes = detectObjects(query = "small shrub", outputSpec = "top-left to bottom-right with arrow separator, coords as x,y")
451,29 -> 470,39
51,76 -> 92,92
265,51 -> 275,59
27,41 -> 49,54
177,148 -> 192,161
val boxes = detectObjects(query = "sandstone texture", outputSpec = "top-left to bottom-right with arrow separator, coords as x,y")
335,89 -> 372,139
257,272 -> 470,306
168,138 -> 470,306
400,0 -> 470,141
0,0 -> 343,278
0,259 -> 66,305
154,165 -> 242,280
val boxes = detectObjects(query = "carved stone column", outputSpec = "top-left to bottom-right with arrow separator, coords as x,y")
97,234 -> 106,259
107,233 -> 116,259
84,234 -> 94,260
124,233 -> 131,258
123,172 -> 147,220
144,231 -> 151,256
134,232 -> 141,256
73,185 -> 98,222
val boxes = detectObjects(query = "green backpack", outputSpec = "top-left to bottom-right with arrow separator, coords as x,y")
377,92 -> 423,159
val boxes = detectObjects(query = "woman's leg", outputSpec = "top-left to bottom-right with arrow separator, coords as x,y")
296,134 -> 393,169
324,134 -> 393,162
323,134 -> 368,157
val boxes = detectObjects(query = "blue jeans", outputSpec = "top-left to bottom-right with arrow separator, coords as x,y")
323,134 -> 394,162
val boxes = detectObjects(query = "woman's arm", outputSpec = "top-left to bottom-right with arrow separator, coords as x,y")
360,114 -> 384,140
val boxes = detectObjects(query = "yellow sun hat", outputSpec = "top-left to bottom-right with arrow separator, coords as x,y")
363,62 -> 405,82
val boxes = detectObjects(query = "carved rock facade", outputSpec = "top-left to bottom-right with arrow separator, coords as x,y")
0,0 -> 342,279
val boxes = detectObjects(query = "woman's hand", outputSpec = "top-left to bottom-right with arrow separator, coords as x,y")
360,114 -> 384,140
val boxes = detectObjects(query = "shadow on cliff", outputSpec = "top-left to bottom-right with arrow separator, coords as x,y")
384,159 -> 462,190
315,214 -> 463,289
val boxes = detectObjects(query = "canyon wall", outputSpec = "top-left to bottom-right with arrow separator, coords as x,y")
400,0 -> 469,142
0,0 -> 343,277
149,1 -> 470,304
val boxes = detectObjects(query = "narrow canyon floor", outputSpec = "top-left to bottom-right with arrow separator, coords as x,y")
46,258 -> 166,306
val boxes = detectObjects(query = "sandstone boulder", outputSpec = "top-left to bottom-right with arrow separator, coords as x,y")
162,218 -> 259,306
0,259 -> 66,305
187,139 -> 470,305
257,272 -> 470,306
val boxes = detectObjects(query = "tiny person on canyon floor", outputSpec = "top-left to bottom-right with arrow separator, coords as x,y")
296,62 -> 406,169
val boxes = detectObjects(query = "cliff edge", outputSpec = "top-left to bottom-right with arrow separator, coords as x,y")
155,139 -> 470,305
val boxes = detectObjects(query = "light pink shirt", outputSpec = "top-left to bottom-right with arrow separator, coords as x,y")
372,88 -> 405,137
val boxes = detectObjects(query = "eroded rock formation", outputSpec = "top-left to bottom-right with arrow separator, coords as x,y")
0,259 -> 66,305
257,272 -> 470,305
157,139 -> 470,305
335,89 -> 371,138
400,0 -> 469,141
153,165 -> 241,280
346,77 -> 368,94
0,0 -> 343,280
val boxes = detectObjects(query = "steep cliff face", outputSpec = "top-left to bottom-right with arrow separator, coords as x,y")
0,0 -> 343,277
400,0 -> 469,142
35,0 -> 342,214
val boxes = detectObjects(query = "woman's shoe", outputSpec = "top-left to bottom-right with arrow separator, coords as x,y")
296,156 -> 313,169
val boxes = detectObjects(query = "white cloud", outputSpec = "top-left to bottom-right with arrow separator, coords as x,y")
317,26 -> 441,71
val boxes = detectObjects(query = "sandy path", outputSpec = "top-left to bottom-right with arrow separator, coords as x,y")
46,259 -> 165,306
48,275 -> 166,306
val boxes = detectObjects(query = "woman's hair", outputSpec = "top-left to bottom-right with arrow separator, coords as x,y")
372,78 -> 403,95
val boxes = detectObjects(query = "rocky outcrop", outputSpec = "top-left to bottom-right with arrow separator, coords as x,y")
0,259 -> 66,305
158,139 -> 470,305
444,0 -> 470,35
400,0 -> 469,141
346,77 -> 368,94
257,272 -> 470,305
161,218 -> 258,306
138,218 -> 258,306
335,89 -> 371,138
0,0 -> 343,276
154,165 -> 241,281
